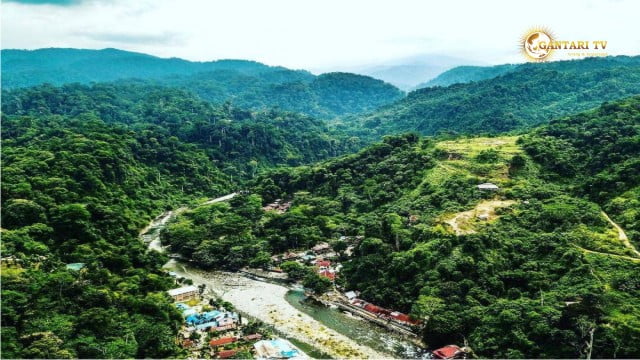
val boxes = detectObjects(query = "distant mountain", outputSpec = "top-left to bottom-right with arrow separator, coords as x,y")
345,56 -> 640,138
326,54 -> 479,90
416,63 -> 519,88
1,48 -> 303,88
1,48 -> 404,118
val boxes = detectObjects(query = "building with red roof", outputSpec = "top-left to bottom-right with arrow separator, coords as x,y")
364,303 -> 383,314
209,337 -> 237,347
217,349 -> 238,359
244,333 -> 263,341
315,259 -> 331,268
318,269 -> 336,280
432,345 -> 466,359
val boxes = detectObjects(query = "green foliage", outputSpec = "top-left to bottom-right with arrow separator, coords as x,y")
280,261 -> 309,280
2,49 -> 403,119
345,56 -> 640,138
234,123 -> 638,357
0,113 -> 227,358
417,63 -> 518,88
2,83 -> 364,175
302,272 -> 333,294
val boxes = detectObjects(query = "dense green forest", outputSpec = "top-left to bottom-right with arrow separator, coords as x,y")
3,49 -> 640,359
2,48 -> 404,118
340,56 -> 640,138
1,48 -> 306,89
162,97 -> 640,358
417,63 -> 518,88
521,95 -> 640,246
1,82 -> 363,177
0,113 -> 236,358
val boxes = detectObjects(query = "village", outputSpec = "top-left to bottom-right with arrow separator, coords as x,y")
166,281 -> 309,359
158,195 -> 483,359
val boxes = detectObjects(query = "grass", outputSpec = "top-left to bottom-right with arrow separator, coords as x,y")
436,136 -> 522,158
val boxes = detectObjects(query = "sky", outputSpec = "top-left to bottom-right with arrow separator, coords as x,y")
2,0 -> 639,71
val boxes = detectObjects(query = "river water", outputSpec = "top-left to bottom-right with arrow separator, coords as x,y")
142,198 -> 428,359
285,290 -> 428,359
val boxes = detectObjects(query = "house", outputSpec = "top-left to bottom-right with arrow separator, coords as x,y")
364,303 -> 383,314
263,199 -> 292,213
209,337 -> 237,348
217,349 -> 238,359
182,308 -> 198,318
477,213 -> 489,221
254,339 -> 304,359
344,291 -> 358,300
1,256 -> 22,268
244,333 -> 263,341
432,345 -> 467,359
318,269 -> 335,281
196,321 -> 218,331
65,263 -> 85,271
175,303 -> 190,311
301,254 -> 316,261
389,311 -> 420,325
210,323 -> 237,332
217,317 -> 235,327
477,183 -> 499,191
182,339 -> 195,348
315,259 -> 331,268
312,242 -> 331,254
168,285 -> 199,302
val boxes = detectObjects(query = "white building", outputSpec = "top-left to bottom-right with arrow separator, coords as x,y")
167,285 -> 199,302
477,183 -> 499,191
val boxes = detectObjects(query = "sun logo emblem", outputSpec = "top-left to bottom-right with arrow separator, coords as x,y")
521,27 -> 555,61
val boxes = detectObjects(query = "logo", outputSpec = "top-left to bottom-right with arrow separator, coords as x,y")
520,27 -> 608,62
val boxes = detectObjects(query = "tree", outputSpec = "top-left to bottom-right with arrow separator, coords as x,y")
303,272 -> 332,294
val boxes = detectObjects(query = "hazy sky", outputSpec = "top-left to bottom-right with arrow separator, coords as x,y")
2,0 -> 639,70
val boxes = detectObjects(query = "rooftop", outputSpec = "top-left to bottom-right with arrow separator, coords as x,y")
167,285 -> 198,296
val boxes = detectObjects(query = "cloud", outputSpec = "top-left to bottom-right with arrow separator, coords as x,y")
2,0 -> 639,69
82,31 -> 184,46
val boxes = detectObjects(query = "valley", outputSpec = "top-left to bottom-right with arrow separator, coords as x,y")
1,48 -> 639,359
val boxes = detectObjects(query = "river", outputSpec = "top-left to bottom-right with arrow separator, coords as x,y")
141,195 -> 427,359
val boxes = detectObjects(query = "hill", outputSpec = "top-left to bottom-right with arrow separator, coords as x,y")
1,113 -> 233,358
1,48 -> 404,118
160,98 -> 640,358
351,54 -> 477,90
345,56 -> 640,138
521,95 -> 640,245
1,82 -> 363,176
1,48 -> 309,88
416,63 -> 518,88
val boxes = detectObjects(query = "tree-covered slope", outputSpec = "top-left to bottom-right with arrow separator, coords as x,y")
521,95 -> 640,245
347,56 -> 640,138
1,82 -> 363,177
162,97 -> 640,358
2,48 -> 404,118
1,114 -> 232,358
1,48 -> 310,89
417,63 -> 518,88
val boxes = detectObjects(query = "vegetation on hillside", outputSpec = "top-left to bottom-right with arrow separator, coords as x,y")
163,97 -> 640,357
416,63 -> 518,88
1,83 -> 363,177
521,95 -> 640,245
1,113 -> 233,358
2,48 -> 403,118
339,56 -> 640,138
